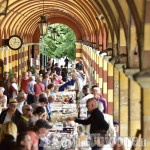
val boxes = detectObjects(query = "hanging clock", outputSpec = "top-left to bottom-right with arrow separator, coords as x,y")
2,35 -> 23,50
8,35 -> 22,50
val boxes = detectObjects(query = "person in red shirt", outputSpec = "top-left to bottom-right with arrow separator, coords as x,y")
21,72 -> 30,94
27,119 -> 52,150
33,77 -> 45,103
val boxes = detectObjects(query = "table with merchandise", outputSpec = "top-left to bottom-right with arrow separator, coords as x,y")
44,98 -> 91,150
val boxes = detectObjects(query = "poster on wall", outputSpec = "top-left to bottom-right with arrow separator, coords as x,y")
30,58 -> 36,68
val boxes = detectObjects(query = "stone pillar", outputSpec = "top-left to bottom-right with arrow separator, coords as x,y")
103,59 -> 107,100
76,43 -> 82,62
91,48 -> 95,85
143,0 -> 150,70
107,62 -> 113,115
143,89 -> 150,150
33,45 -> 40,72
15,50 -> 18,76
113,67 -> 119,121
94,51 -> 97,85
12,50 -> 15,71
4,49 -> 8,72
25,46 -> 28,71
129,79 -> 141,137
99,56 -> 103,95
132,70 -> 150,150
96,53 -> 99,87
0,48 -> 4,80
21,47 -> 24,73
119,71 -> 128,136
8,49 -> 12,71
19,48 -> 22,84
119,24 -> 127,63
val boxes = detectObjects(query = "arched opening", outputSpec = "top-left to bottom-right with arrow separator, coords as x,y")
39,23 -> 76,69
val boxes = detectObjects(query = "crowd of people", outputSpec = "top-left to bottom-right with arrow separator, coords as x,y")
0,58 -> 130,150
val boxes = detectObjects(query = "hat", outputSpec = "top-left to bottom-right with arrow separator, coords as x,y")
35,119 -> 52,129
9,98 -> 18,104
113,121 -> 119,125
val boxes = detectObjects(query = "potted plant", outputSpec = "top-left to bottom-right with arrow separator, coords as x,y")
8,69 -> 16,79
29,66 -> 35,74
8,69 -> 16,88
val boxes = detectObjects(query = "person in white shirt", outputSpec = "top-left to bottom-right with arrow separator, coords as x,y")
71,73 -> 83,104
12,81 -> 18,99
27,76 -> 36,104
81,73 -> 87,86
0,87 -> 7,108
80,85 -> 98,104
17,91 -> 27,113
28,76 -> 36,95
103,114 -> 116,139
8,77 -> 18,99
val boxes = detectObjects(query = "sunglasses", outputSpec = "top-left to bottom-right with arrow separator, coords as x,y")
24,108 -> 33,111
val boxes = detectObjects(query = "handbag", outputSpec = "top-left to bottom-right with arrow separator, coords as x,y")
37,83 -> 44,92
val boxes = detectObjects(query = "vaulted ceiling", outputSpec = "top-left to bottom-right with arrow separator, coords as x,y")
0,0 -> 146,47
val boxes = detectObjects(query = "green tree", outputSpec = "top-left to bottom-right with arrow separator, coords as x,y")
40,24 -> 76,60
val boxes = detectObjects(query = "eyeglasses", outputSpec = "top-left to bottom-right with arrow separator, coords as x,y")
24,108 -> 33,111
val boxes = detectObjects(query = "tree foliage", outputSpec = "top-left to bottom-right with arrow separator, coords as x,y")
40,24 -> 76,60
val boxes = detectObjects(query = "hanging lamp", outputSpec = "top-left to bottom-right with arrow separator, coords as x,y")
38,0 -> 49,36
51,13 -> 58,40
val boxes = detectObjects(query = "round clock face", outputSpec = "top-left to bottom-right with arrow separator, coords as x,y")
8,35 -> 22,50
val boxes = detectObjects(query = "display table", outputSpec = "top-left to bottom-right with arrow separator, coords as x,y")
45,94 -> 91,150
44,128 -> 91,150
55,91 -> 76,99
44,132 -> 76,150
50,103 -> 77,123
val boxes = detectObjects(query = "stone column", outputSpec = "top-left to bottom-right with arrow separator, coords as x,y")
107,62 -> 113,115
12,50 -> 15,71
129,79 -> 141,137
33,45 -> 40,72
4,48 -> 8,72
119,71 -> 128,136
113,67 -> 119,121
96,53 -> 99,87
99,56 -> 103,95
76,43 -> 82,62
103,59 -> 108,100
143,89 -> 150,150
8,49 -> 12,72
0,48 -> 4,80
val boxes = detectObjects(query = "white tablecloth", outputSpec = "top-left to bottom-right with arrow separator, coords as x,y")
55,91 -> 76,98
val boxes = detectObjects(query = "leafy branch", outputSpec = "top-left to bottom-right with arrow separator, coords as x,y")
40,24 -> 76,60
